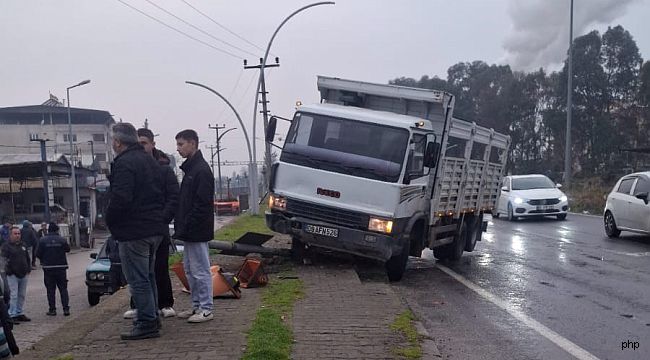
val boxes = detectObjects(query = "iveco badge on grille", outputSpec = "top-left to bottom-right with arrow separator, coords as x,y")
317,187 -> 341,198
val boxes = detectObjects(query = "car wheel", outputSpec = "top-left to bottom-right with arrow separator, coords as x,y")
88,290 -> 101,306
604,211 -> 621,238
556,214 -> 567,221
507,203 -> 517,221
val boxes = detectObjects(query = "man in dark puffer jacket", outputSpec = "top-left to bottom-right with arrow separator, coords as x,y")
106,123 -> 165,340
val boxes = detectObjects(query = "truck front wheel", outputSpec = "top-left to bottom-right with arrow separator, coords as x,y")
291,236 -> 306,264
385,238 -> 410,282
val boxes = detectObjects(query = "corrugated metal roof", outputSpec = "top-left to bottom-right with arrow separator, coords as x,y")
0,154 -> 68,165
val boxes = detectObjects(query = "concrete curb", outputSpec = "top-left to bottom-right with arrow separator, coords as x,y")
568,211 -> 601,219
20,287 -> 129,359
400,294 -> 443,359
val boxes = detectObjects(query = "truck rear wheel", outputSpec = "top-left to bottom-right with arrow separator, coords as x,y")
465,215 -> 482,252
385,238 -> 410,282
433,221 -> 467,261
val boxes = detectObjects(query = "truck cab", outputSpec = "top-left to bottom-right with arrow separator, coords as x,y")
266,76 -> 509,281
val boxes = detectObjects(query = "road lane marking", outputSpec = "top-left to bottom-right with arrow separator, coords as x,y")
436,264 -> 601,360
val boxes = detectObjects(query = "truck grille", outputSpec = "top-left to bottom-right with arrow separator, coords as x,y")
286,199 -> 369,229
527,198 -> 560,205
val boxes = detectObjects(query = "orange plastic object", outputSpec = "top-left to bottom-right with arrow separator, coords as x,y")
171,262 -> 240,298
211,265 -> 241,298
236,258 -> 268,288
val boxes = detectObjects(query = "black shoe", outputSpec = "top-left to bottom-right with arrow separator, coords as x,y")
120,327 -> 160,340
63,309 -> 70,316
15,314 -> 31,322
46,309 -> 57,316
10,316 -> 21,323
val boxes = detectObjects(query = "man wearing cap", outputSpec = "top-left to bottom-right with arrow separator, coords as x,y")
19,221 -> 37,270
35,223 -> 70,316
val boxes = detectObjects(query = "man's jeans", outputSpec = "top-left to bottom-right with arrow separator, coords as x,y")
119,236 -> 162,328
183,242 -> 213,311
7,275 -> 27,317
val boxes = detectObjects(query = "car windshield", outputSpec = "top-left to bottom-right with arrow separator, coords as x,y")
512,176 -> 556,190
281,112 -> 409,182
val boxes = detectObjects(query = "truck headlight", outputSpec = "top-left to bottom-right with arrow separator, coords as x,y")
269,194 -> 287,210
559,195 -> 568,202
514,197 -> 524,204
368,217 -> 393,234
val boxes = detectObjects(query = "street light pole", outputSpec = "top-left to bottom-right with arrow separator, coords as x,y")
564,0 -> 574,187
251,1 -> 335,190
67,79 -> 90,247
185,81 -> 258,214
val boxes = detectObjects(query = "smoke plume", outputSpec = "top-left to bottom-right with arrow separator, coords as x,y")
502,0 -> 637,71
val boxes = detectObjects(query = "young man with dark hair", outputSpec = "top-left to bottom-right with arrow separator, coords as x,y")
106,122 -> 165,340
173,129 -> 215,323
119,128 -> 179,319
1,227 -> 30,323
35,223 -> 70,316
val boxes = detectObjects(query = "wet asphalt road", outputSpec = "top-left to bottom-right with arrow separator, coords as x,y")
385,213 -> 650,360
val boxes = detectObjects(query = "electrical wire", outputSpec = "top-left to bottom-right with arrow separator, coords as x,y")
180,0 -> 271,56
116,0 -> 242,59
215,69 -> 245,123
142,0 -> 258,58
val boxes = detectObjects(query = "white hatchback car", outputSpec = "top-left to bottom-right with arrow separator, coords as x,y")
603,171 -> 650,237
494,174 -> 569,221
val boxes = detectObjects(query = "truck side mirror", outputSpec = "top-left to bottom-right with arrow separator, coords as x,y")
266,116 -> 278,142
424,142 -> 440,168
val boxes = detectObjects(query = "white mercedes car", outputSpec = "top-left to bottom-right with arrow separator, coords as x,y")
494,174 -> 569,221
603,171 -> 650,238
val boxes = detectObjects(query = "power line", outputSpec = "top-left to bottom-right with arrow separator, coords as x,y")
116,0 -> 241,59
215,69 -> 245,123
180,0 -> 270,56
142,0 -> 258,58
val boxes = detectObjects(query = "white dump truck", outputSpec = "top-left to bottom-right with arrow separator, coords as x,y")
265,76 -> 510,281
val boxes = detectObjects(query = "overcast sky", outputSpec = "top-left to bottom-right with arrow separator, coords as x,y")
1,0 -> 648,167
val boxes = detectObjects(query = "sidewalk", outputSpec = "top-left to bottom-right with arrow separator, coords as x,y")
22,235 -> 413,360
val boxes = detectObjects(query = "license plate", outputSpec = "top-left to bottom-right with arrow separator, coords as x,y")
304,224 -> 339,238
537,205 -> 554,211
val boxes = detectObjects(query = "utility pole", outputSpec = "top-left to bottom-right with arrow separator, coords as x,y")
245,57 -> 280,190
88,140 -> 97,188
564,0 -> 574,187
209,124 -> 226,200
31,138 -> 51,222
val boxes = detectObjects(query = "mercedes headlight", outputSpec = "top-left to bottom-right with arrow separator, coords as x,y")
559,195 -> 568,202
368,217 -> 394,234
96,273 -> 105,280
269,194 -> 287,210
514,197 -> 524,204
89,273 -> 97,280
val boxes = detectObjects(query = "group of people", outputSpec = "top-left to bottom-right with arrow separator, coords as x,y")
0,220 -> 72,357
106,124 -> 214,340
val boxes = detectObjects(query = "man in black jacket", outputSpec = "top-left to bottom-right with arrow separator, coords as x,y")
106,123 -> 165,340
19,221 -> 37,270
1,227 -> 30,323
35,223 -> 70,316
173,129 -> 215,323
118,128 -> 179,320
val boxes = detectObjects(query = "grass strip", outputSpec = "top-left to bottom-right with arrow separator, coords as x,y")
214,208 -> 273,242
390,310 -> 422,359
242,274 -> 304,360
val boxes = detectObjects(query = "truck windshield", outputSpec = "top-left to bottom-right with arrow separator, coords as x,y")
281,112 -> 409,182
